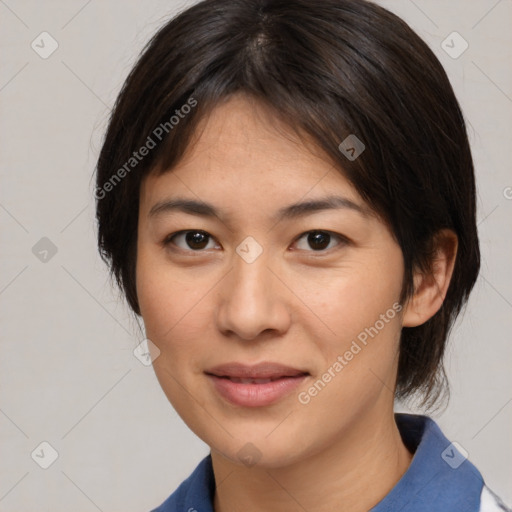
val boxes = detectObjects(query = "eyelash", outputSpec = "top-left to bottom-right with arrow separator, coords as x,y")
162,230 -> 349,255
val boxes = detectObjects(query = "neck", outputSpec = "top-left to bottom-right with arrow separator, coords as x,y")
211,409 -> 413,512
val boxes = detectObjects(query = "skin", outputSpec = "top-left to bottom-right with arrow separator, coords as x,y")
136,94 -> 457,512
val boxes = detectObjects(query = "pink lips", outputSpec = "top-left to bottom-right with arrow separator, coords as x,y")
205,362 -> 309,407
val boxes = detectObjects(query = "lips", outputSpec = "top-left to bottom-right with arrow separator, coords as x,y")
205,362 -> 309,380
205,362 -> 310,407
222,377 -> 280,384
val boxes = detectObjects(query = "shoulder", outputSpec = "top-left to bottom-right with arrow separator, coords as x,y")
370,414 -> 511,512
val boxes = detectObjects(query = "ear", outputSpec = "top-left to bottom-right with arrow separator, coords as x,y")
402,229 -> 458,328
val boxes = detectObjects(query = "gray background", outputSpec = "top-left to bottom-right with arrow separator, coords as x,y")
1,0 -> 511,510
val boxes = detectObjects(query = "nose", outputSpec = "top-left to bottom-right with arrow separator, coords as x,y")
215,251 -> 292,341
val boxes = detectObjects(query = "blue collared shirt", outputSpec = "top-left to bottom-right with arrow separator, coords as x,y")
150,413 -> 510,512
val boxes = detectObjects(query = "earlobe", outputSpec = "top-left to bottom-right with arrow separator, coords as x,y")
402,230 -> 458,328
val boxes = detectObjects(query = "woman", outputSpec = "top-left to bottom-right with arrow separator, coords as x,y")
95,0 -> 510,510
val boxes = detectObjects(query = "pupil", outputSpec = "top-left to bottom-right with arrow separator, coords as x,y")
186,231 -> 208,249
308,231 -> 330,250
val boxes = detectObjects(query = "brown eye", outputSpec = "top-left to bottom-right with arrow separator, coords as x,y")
294,230 -> 345,252
166,230 -> 218,251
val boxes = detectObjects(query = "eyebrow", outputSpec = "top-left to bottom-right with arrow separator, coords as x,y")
148,195 -> 370,224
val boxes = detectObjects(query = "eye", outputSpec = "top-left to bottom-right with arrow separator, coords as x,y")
293,230 -> 347,252
164,230 -> 219,251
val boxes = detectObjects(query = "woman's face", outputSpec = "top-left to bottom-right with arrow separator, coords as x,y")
136,94 -> 406,468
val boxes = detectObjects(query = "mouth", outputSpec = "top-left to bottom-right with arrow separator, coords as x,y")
205,361 -> 309,380
205,362 -> 310,407
213,376 -> 302,384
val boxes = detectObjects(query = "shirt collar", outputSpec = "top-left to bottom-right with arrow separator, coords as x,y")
370,413 -> 483,511
153,413 -> 484,512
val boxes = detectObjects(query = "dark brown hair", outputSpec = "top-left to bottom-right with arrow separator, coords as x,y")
95,0 -> 480,406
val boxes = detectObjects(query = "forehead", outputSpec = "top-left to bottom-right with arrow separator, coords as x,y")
139,95 -> 368,220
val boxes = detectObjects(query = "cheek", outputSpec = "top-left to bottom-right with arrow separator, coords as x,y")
295,268 -> 403,413
136,249 -> 215,361
294,261 -> 402,339
293,253 -> 404,390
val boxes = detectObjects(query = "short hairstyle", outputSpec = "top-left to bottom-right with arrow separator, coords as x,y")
95,0 -> 480,407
